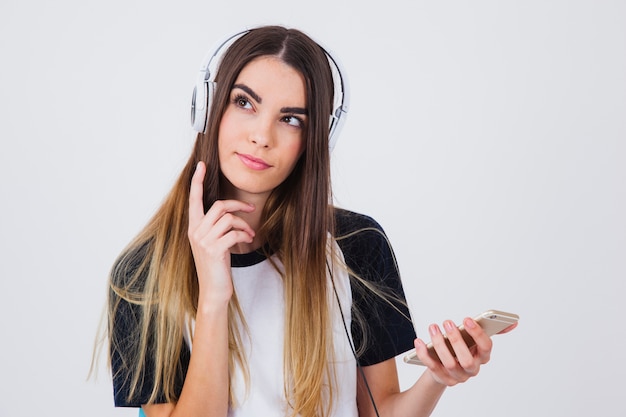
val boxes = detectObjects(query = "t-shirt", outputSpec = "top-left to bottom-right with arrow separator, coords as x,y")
111,208 -> 416,415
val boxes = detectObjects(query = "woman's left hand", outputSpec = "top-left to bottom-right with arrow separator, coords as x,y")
413,318 -> 518,386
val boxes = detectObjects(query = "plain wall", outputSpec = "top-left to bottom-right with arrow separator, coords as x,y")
1,1 -> 624,416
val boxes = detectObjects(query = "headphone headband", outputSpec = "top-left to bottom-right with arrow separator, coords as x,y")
190,28 -> 350,151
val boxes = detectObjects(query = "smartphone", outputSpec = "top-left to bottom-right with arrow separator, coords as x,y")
403,309 -> 519,366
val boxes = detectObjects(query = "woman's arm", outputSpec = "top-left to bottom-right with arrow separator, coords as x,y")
143,299 -> 230,417
357,358 -> 446,417
143,162 -> 256,417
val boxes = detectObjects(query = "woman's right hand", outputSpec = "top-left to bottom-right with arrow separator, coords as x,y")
187,161 -> 256,304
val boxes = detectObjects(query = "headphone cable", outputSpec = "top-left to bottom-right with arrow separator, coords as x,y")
328,262 -> 381,417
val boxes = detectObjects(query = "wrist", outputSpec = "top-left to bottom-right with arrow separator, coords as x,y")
197,294 -> 231,316
425,369 -> 448,388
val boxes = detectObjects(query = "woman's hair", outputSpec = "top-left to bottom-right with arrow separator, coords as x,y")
108,26 -> 338,417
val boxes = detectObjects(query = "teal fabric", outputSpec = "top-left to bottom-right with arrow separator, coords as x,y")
138,409 -> 146,417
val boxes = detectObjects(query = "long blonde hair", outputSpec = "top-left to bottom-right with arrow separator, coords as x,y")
107,26 -> 339,417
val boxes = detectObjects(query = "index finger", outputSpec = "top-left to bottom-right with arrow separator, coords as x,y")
189,161 -> 207,228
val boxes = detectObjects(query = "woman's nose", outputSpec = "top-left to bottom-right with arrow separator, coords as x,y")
249,116 -> 274,148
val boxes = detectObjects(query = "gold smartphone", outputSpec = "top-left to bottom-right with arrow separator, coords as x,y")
403,309 -> 519,366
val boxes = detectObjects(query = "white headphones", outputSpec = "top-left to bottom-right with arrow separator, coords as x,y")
190,29 -> 350,151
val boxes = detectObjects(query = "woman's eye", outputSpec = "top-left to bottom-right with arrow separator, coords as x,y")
233,95 -> 252,109
283,115 -> 303,128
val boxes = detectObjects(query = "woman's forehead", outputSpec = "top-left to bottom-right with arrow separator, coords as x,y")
234,56 -> 307,107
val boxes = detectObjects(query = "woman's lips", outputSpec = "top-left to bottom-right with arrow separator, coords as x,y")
237,153 -> 272,170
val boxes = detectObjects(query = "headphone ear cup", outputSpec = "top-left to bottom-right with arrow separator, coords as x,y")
190,80 -> 215,133
328,107 -> 347,151
191,81 -> 206,132
204,81 -> 216,132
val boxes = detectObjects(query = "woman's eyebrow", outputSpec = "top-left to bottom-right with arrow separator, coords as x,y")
233,84 -> 262,103
281,106 -> 307,115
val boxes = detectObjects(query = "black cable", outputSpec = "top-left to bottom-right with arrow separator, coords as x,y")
328,261 -> 381,417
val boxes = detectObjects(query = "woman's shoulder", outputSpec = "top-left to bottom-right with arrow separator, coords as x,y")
333,207 -> 386,236
332,207 -> 394,266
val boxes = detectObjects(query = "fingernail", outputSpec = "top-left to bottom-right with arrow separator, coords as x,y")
444,320 -> 455,331
429,324 -> 439,336
464,318 -> 476,329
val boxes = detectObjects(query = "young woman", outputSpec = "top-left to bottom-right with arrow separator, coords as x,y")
107,25 -> 516,417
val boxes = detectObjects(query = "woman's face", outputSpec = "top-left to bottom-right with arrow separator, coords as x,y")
218,56 -> 307,201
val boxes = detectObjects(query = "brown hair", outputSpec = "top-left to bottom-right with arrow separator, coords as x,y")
108,26 -> 338,417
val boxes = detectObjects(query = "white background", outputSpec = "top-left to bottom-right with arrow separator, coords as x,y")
1,1 -> 624,416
